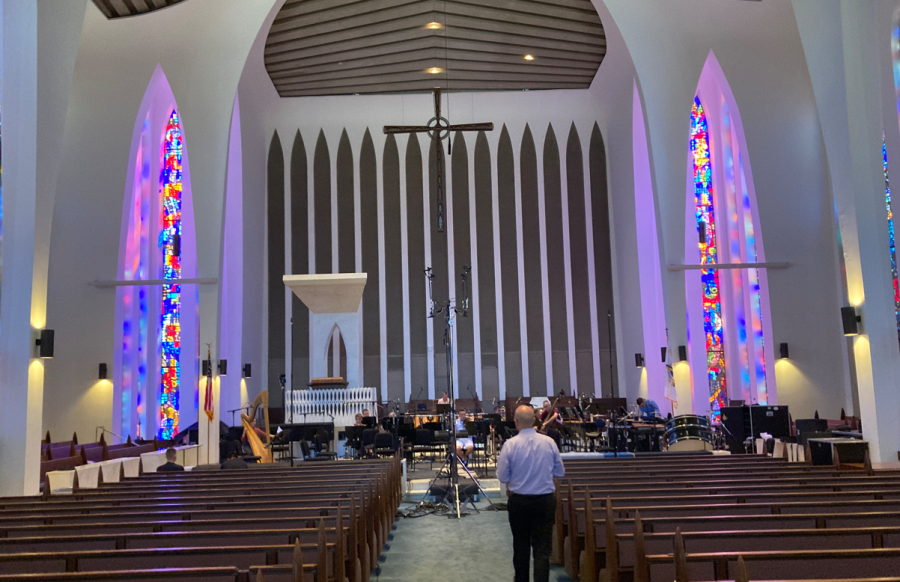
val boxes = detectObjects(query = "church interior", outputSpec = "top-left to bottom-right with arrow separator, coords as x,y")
4,0 -> 900,580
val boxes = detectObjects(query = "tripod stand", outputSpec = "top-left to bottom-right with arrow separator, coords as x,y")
418,267 -> 494,518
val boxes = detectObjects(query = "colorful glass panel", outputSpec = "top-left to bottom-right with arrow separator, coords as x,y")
884,135 -> 900,331
158,111 -> 183,440
690,96 -> 727,419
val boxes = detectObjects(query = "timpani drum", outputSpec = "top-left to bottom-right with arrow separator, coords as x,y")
664,414 -> 713,452
413,415 -> 440,429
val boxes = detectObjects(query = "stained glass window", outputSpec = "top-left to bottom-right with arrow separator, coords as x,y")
883,135 -> 900,331
158,111 -> 183,440
690,96 -> 727,420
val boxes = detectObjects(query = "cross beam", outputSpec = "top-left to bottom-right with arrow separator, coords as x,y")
384,87 -> 492,233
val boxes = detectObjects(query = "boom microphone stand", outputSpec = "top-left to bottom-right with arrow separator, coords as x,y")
419,266 -> 494,518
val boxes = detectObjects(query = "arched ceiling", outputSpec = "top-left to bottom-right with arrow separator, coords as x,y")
92,0 -> 186,19
264,0 -> 607,97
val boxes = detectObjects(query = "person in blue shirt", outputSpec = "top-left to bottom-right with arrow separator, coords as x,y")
636,397 -> 660,419
454,409 -> 475,465
497,405 -> 565,582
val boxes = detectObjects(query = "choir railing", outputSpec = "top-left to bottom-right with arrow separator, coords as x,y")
287,387 -> 377,427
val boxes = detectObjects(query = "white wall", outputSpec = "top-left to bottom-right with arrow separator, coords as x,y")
43,0 -> 277,442
605,0 -> 848,418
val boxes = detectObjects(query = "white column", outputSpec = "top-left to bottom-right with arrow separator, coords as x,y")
0,0 -> 43,496
490,131 -> 507,400
399,147 -> 412,403
514,127 -> 530,396
559,128 -> 577,396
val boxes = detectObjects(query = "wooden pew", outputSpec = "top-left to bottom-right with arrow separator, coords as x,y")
0,454 -> 401,582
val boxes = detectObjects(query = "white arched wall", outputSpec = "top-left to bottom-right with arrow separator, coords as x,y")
683,52 -> 778,417
43,0 -> 278,446
605,0 -> 847,419
112,66 -> 199,442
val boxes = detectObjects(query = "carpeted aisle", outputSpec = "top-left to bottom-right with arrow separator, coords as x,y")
375,501 -> 573,582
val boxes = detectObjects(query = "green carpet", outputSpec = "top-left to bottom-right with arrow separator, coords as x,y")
375,501 -> 573,582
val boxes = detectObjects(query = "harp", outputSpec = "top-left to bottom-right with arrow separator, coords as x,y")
241,391 -> 272,463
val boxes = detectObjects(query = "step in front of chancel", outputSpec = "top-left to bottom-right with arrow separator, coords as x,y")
406,477 -> 502,501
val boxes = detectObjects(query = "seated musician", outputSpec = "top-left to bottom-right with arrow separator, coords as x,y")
455,409 -> 475,466
437,391 -> 450,404
354,413 -> 363,426
362,408 -> 371,417
241,418 -> 273,455
220,451 -> 248,470
636,397 -> 661,420
540,401 -> 564,448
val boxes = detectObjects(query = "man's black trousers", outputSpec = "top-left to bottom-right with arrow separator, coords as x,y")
507,492 -> 555,582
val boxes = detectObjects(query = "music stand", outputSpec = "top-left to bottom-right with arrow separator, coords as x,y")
361,417 -> 377,428
436,403 -> 450,416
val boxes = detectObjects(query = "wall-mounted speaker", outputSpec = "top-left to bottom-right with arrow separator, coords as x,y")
841,306 -> 861,336
36,329 -> 55,359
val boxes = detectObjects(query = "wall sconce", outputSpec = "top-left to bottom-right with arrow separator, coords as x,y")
35,329 -> 55,359
99,363 -> 108,380
698,221 -> 707,244
202,360 -> 211,376
634,353 -> 644,368
660,347 -> 667,362
841,306 -> 861,336
779,343 -> 789,359
242,363 -> 252,378
678,345 -> 687,362
218,359 -> 228,376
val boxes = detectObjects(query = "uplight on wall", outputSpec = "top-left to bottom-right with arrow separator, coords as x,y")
242,363 -> 252,378
218,360 -> 228,376
634,353 -> 644,368
678,345 -> 687,362
99,363 -> 108,380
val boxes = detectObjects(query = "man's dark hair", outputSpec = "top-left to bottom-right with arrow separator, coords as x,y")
165,448 -> 177,461
636,398 -> 646,406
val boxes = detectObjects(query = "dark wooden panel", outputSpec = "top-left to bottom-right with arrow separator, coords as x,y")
475,132 -> 498,401
543,124 -> 569,393
267,132 -> 285,404
566,124 -> 593,395
384,135 -> 404,383
314,130 -> 332,274
497,125 -> 522,396
429,138 -> 450,394
452,133 -> 475,396
361,130 -> 381,393
337,130 -> 355,274
590,123 -> 615,397
520,124 -> 545,395
290,131 -> 310,390
406,135 -> 429,395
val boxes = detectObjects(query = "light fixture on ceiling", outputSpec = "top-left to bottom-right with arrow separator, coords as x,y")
427,67 -> 443,75
426,21 -> 443,29
524,54 -> 535,61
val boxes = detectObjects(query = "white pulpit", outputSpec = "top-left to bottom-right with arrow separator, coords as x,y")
283,273 -> 367,389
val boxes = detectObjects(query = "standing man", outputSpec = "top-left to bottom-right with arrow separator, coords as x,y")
497,405 -> 565,582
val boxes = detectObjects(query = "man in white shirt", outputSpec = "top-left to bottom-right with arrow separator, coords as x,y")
497,405 -> 565,582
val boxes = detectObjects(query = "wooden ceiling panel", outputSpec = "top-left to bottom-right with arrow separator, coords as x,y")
265,0 -> 606,97
92,0 -> 184,19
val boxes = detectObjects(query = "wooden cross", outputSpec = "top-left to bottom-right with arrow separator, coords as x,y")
384,87 -> 493,233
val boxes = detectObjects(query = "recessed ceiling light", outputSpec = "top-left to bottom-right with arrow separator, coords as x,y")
426,22 -> 443,29
427,67 -> 443,74
524,54 -> 535,61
